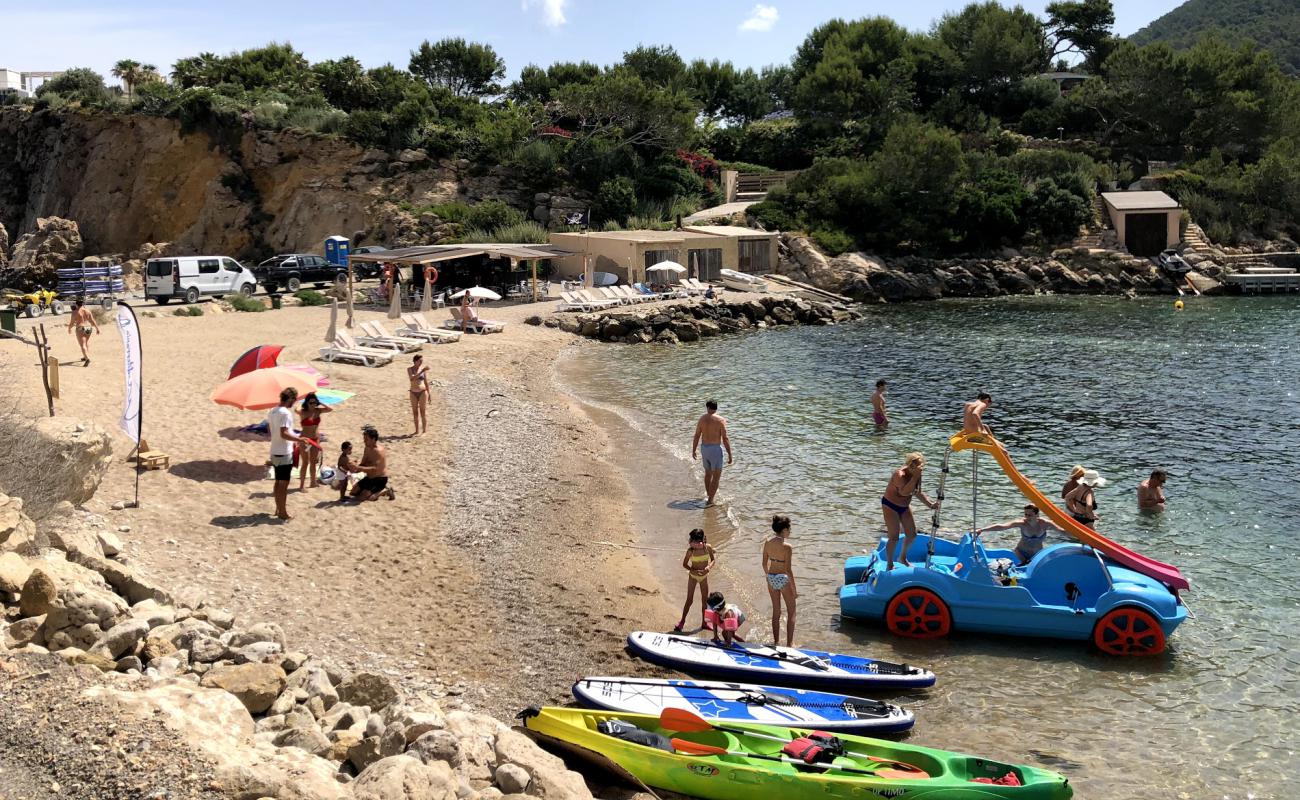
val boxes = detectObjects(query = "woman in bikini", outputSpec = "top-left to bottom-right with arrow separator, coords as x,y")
673,528 -> 716,632
408,355 -> 430,435
976,504 -> 1063,565
762,515 -> 797,647
881,452 -> 937,571
297,393 -> 331,490
1066,469 -> 1106,527
1061,465 -> 1085,501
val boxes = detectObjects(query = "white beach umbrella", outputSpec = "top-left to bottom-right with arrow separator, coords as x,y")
325,298 -> 338,343
646,261 -> 687,274
449,286 -> 502,301
388,278 -> 403,319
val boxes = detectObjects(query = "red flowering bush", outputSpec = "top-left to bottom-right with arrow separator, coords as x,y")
677,149 -> 719,178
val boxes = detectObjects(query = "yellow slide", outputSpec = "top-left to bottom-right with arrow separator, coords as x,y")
950,432 -> 1189,592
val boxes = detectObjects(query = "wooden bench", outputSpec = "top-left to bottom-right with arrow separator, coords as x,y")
135,439 -> 170,470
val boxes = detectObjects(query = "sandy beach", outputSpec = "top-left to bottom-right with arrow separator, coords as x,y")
0,299 -> 674,719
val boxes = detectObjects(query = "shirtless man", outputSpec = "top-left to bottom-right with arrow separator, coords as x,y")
351,426 -> 395,501
691,400 -> 733,506
963,392 -> 993,437
1137,469 -> 1167,512
408,355 -> 430,435
871,380 -> 889,431
66,298 -> 100,366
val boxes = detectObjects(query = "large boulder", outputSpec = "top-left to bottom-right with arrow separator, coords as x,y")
200,662 -> 288,714
337,671 -> 399,712
88,679 -> 349,799
353,755 -> 458,800
0,418 -> 113,517
0,494 -> 38,554
495,728 -> 594,799
7,217 -> 84,287
0,551 -> 32,594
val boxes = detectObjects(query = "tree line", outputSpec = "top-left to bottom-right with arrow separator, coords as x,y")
6,0 -> 1297,253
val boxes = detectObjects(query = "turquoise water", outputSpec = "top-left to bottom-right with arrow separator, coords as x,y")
564,295 -> 1300,799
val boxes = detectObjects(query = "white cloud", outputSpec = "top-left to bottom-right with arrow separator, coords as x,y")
522,0 -> 569,28
739,4 -> 778,33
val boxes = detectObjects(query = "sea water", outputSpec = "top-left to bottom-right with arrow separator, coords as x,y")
561,295 -> 1300,799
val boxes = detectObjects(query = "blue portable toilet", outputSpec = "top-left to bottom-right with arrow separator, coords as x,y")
324,235 -> 350,267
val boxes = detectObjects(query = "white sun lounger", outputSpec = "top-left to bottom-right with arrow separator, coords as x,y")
339,329 -> 419,354
558,291 -> 616,312
360,320 -> 428,350
444,306 -> 505,334
318,337 -> 395,367
399,313 -> 462,342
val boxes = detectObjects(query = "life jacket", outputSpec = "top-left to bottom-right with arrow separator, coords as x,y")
781,731 -> 845,764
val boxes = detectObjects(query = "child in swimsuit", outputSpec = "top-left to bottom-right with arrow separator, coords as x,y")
704,592 -> 747,645
674,528 -> 717,632
334,441 -> 357,501
762,515 -> 797,647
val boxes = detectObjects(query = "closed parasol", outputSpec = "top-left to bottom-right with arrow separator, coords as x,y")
228,344 -> 285,379
211,367 -> 320,411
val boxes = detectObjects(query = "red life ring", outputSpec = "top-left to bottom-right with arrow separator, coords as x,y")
382,264 -> 393,280
424,265 -> 438,285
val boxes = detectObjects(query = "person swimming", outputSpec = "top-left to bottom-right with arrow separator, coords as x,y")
673,528 -> 716,633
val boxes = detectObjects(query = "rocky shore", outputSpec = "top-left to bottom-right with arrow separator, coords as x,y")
529,294 -> 863,345
1,486 -> 595,800
777,234 -> 1223,303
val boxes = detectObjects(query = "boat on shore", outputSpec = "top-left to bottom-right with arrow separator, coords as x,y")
573,677 -> 915,734
519,706 -> 1073,800
719,269 -> 768,293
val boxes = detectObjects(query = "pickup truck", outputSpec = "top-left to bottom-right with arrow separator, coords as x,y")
253,254 -> 348,293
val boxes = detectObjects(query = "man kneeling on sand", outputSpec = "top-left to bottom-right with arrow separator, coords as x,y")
350,426 -> 395,502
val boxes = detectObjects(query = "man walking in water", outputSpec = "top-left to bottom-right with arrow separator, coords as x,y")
692,400 -> 732,506
963,392 -> 994,437
66,298 -> 100,366
871,380 -> 889,431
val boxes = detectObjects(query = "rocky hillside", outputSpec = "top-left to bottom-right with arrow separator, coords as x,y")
0,108 -> 581,274
1130,0 -> 1300,74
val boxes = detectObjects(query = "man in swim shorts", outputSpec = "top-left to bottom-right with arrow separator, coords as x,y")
963,392 -> 994,438
871,379 -> 889,431
268,387 -> 306,520
352,426 -> 395,501
691,399 -> 733,506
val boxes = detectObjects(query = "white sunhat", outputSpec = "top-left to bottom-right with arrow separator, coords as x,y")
1078,469 -> 1108,488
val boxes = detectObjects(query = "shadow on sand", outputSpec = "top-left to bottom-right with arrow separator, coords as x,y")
170,459 -> 265,484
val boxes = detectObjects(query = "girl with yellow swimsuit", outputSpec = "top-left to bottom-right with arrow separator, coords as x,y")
673,528 -> 717,632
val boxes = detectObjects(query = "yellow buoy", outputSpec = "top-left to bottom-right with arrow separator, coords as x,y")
1174,300 -> 1184,310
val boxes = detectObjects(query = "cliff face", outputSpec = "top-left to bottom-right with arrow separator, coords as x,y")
0,108 -> 531,260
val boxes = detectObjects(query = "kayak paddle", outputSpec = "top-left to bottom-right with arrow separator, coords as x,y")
660,708 -> 928,778
670,739 -> 921,781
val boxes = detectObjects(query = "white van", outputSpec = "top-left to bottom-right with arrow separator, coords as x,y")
144,256 -> 258,304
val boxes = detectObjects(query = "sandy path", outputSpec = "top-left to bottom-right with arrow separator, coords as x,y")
0,299 -> 671,717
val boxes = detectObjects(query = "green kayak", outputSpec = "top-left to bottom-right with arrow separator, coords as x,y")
519,706 -> 1072,799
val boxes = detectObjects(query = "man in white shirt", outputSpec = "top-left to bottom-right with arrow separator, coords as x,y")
268,387 -> 305,520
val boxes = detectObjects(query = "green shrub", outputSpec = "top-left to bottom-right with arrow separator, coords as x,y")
595,176 -> 637,223
465,199 -> 525,230
228,294 -> 266,312
717,160 -> 777,174
424,201 -> 472,222
173,305 -> 204,317
811,228 -> 856,255
294,289 -> 329,306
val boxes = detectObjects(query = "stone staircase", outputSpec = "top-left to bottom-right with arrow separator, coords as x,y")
1182,223 -> 1215,257
1073,196 -> 1125,253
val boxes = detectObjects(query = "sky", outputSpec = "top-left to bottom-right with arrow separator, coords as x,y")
3,0 -> 1187,86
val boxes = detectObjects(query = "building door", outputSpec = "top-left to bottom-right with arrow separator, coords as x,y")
688,248 -> 722,281
644,249 -> 681,284
1125,213 -> 1167,257
738,239 -> 772,273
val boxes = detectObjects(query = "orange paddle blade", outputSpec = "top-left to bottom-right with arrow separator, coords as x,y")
671,738 -> 727,756
661,707 -> 713,733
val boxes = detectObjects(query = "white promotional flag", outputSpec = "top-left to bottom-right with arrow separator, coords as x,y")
115,303 -> 142,443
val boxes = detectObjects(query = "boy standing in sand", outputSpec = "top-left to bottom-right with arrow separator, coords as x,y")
66,298 -> 100,366
691,400 -> 732,506
871,380 -> 889,431
269,388 -> 308,520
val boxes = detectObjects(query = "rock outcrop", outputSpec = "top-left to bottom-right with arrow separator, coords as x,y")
0,220 -> 9,268
5,216 -> 83,285
0,417 -> 113,518
777,233 -> 1186,302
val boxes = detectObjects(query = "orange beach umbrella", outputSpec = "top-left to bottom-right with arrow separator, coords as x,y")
211,367 -> 320,411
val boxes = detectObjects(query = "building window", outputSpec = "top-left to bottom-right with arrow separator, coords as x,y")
688,248 -> 723,281
738,239 -> 771,273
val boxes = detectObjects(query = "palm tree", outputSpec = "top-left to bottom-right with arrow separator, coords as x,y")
112,59 -> 143,98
